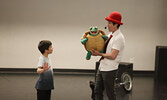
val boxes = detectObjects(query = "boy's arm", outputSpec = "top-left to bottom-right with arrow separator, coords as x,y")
37,67 -> 44,74
37,63 -> 51,74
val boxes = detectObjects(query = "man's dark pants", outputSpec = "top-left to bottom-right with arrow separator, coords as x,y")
94,70 -> 117,100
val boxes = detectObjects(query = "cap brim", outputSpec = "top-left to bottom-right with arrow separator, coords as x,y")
105,17 -> 123,25
105,17 -> 111,21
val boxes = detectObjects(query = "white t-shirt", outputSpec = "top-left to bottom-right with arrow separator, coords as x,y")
35,55 -> 54,90
99,29 -> 125,71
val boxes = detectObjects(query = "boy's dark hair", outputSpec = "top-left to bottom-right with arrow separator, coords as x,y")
112,22 -> 120,29
38,40 -> 52,54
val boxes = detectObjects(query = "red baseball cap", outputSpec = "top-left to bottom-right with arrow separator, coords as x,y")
105,11 -> 123,25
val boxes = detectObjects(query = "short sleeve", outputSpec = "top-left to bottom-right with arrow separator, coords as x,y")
38,57 -> 44,68
112,37 -> 124,51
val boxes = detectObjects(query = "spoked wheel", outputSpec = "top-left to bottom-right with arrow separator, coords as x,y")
121,72 -> 133,92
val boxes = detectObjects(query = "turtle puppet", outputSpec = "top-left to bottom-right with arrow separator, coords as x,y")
81,27 -> 108,60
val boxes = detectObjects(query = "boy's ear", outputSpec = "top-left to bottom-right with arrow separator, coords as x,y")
44,49 -> 48,53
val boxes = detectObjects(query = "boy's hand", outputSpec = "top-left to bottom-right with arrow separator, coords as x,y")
43,63 -> 51,71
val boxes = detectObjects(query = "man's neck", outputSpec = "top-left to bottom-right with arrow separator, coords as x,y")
43,53 -> 48,58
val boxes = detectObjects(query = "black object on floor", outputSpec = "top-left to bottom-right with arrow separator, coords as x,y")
89,80 -> 95,100
155,46 -> 167,82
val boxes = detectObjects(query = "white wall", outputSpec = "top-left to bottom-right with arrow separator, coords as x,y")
0,0 -> 167,70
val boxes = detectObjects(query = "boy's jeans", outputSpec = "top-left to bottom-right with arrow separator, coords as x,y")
37,89 -> 51,100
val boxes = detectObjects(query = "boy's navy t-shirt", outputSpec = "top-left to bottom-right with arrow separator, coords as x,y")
35,55 -> 54,90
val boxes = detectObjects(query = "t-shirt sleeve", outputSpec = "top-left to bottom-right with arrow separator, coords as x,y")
38,57 -> 44,68
112,37 -> 124,51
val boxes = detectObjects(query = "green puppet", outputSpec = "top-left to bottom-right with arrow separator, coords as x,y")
81,26 -> 108,60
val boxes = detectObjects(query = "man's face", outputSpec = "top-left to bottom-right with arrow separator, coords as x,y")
107,21 -> 116,32
46,45 -> 53,54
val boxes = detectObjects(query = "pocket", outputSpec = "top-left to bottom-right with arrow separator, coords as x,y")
114,70 -> 118,78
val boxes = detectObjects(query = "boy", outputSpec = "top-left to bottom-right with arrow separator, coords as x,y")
35,40 -> 54,100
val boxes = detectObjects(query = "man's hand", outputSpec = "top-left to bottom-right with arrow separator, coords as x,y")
92,49 -> 119,60
43,63 -> 51,71
92,49 -> 102,56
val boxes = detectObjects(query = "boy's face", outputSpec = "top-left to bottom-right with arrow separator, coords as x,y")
45,45 -> 53,54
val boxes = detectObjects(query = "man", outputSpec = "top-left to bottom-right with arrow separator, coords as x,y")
92,11 -> 125,100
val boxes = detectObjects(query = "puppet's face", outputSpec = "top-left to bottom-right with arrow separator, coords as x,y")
90,27 -> 98,36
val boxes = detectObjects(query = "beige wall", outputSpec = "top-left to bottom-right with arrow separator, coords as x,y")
0,0 -> 167,70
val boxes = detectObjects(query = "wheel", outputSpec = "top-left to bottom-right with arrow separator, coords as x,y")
121,72 -> 133,92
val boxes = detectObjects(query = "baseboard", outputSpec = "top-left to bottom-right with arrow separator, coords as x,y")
0,68 -> 154,76
0,68 -> 95,75
133,71 -> 154,77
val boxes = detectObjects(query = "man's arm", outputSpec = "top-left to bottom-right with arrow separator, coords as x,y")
92,49 -> 119,60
